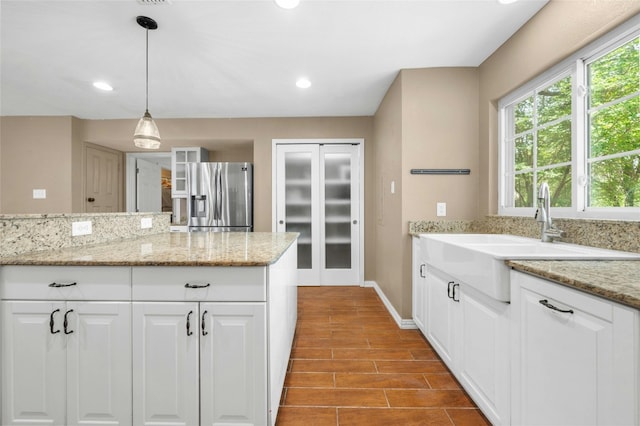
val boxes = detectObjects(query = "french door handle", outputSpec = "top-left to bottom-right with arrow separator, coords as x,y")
63,309 -> 74,334
202,310 -> 208,336
50,309 -> 61,334
186,310 -> 194,336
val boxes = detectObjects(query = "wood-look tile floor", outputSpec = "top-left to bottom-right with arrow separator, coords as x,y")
276,286 -> 491,426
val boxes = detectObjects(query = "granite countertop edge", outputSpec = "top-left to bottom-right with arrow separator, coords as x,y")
506,260 -> 640,310
0,232 -> 300,268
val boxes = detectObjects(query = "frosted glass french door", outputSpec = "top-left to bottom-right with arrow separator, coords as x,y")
275,143 -> 360,285
320,145 -> 360,284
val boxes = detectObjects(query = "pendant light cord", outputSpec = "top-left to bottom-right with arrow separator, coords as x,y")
145,27 -> 149,112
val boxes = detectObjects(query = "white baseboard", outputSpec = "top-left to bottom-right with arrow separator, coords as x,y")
363,281 -> 417,330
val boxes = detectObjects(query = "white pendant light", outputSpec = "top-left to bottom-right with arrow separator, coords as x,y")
134,16 -> 161,150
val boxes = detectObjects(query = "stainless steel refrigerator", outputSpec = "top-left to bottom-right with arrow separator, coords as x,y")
186,162 -> 253,232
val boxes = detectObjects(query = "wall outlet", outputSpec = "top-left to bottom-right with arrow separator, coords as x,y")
33,189 -> 46,199
437,202 -> 447,217
141,217 -> 153,229
71,221 -> 92,236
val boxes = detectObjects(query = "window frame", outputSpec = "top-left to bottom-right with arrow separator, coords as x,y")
498,15 -> 640,220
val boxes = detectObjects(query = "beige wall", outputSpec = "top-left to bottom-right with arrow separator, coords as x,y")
478,1 -> 640,216
0,115 -> 376,280
0,116 -> 75,213
373,74 -> 404,314
373,68 -> 480,319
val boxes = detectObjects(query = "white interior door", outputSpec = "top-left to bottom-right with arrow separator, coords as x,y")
274,140 -> 362,286
320,144 -> 360,284
275,144 -> 320,285
136,158 -> 161,212
85,145 -> 121,212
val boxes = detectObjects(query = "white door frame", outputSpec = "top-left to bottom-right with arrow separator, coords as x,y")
125,152 -> 171,212
272,138 -> 365,285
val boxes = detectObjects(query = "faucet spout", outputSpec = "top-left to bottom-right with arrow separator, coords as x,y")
535,182 -> 565,242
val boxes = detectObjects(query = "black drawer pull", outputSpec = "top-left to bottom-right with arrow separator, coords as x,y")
49,282 -> 77,288
419,264 -> 426,278
539,299 -> 574,314
50,309 -> 61,334
447,281 -> 455,299
186,310 -> 194,336
185,283 -> 211,289
452,283 -> 460,302
63,309 -> 74,334
202,310 -> 208,336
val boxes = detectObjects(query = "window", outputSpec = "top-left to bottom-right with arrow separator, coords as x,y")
499,18 -> 640,219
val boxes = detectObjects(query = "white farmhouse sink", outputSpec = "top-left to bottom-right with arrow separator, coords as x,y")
421,233 -> 640,302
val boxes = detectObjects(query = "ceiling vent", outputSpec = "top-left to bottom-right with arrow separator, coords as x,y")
137,0 -> 172,5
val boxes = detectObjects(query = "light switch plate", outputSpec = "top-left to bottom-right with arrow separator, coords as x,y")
437,202 -> 447,217
72,221 -> 92,236
33,189 -> 46,199
141,217 -> 153,229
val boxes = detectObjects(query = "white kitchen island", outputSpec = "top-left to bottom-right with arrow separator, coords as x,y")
0,232 -> 298,426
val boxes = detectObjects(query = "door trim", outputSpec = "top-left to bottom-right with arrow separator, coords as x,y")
271,138 -> 365,285
125,152 -> 171,212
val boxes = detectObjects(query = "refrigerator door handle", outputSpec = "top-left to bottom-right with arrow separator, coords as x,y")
216,166 -> 222,222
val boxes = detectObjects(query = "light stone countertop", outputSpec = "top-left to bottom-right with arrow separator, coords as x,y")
507,260 -> 640,310
0,232 -> 299,267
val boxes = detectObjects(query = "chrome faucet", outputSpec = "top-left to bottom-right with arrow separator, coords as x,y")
535,182 -> 565,242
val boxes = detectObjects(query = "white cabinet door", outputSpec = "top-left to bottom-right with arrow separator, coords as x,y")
2,301 -> 132,426
458,285 -> 509,426
274,141 -> 363,286
512,271 -> 638,426
411,237 -> 427,334
171,147 -> 208,198
425,267 -> 458,368
133,302 -> 200,426
66,302 -> 132,426
2,301 -> 66,426
200,303 -> 267,426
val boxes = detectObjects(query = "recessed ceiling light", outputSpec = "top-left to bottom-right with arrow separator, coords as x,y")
275,0 -> 299,10
296,78 -> 311,89
93,81 -> 113,91
498,0 -> 519,4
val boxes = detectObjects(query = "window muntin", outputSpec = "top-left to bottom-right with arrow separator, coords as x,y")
505,75 -> 572,208
587,36 -> 640,208
500,23 -> 640,219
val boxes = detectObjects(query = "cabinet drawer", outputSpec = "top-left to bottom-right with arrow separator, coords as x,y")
132,266 -> 266,302
513,271 -> 613,321
0,266 -> 131,301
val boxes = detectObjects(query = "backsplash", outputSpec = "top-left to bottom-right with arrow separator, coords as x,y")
0,212 -> 171,258
410,216 -> 640,254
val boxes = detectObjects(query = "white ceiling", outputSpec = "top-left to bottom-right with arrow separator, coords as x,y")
0,0 -> 547,120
